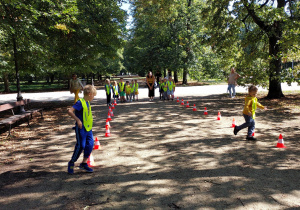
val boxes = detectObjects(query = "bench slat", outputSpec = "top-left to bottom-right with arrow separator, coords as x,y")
0,113 -> 31,125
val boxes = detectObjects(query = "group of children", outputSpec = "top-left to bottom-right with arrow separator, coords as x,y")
67,75 -> 267,174
158,76 -> 176,101
104,78 -> 139,106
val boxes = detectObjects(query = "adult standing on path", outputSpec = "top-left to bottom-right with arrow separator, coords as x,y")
227,67 -> 240,98
70,74 -> 84,104
146,71 -> 155,101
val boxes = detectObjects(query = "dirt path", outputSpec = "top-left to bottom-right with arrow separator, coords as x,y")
0,93 -> 300,209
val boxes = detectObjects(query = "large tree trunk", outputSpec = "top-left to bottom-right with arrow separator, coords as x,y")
3,72 -> 10,92
174,71 -> 178,83
182,67 -> 188,84
266,33 -> 284,98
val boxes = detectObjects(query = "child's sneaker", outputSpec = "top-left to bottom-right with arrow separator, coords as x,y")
79,163 -> 93,173
246,136 -> 257,141
68,161 -> 74,174
233,126 -> 238,135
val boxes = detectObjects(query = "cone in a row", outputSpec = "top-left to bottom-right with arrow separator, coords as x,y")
276,134 -> 286,148
181,99 -> 184,105
231,118 -> 236,127
217,112 -> 221,120
186,101 -> 190,108
107,112 -> 112,121
94,137 -> 100,150
112,103 -> 115,109
193,104 -> 197,111
87,153 -> 95,167
114,99 -> 117,105
105,126 -> 111,137
204,107 -> 208,115
105,119 -> 111,129
177,97 -> 179,102
110,108 -> 114,117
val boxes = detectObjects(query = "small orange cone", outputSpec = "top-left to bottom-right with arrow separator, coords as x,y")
217,112 -> 221,120
181,99 -> 184,105
94,137 -> 100,150
276,134 -> 286,148
105,119 -> 111,129
107,112 -> 112,121
114,99 -> 117,105
193,104 -> 197,111
252,132 -> 255,136
231,118 -> 236,127
112,103 -> 115,110
105,127 -> 111,137
177,97 -> 179,102
204,107 -> 208,115
186,101 -> 190,108
87,153 -> 95,167
110,109 -> 114,117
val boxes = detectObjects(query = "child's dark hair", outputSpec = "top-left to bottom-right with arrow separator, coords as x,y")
126,81 -> 129,83
248,85 -> 258,92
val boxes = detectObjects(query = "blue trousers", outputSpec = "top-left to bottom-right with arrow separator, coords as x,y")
236,114 -> 255,137
228,84 -> 236,97
70,126 -> 94,163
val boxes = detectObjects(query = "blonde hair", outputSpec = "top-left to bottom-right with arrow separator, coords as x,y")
83,85 -> 97,96
105,79 -> 110,84
113,81 -> 117,86
248,85 -> 258,93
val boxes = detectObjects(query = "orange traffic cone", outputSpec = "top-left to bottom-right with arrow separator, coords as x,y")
193,104 -> 197,111
181,99 -> 184,105
276,134 -> 286,148
107,112 -> 112,121
231,118 -> 236,127
94,137 -> 100,150
87,153 -> 95,167
177,97 -> 179,102
204,107 -> 208,115
186,101 -> 190,108
110,109 -> 114,117
105,119 -> 111,129
105,127 -> 111,137
217,112 -> 221,120
252,132 -> 255,136
114,99 -> 117,105
112,103 -> 115,110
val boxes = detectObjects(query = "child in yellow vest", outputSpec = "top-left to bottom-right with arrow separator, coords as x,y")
118,78 -> 126,103
125,81 -> 131,102
162,77 -> 168,100
130,80 -> 135,102
67,85 -> 97,174
112,81 -> 119,100
167,76 -> 175,101
233,85 -> 267,140
134,79 -> 139,101
104,79 -> 112,106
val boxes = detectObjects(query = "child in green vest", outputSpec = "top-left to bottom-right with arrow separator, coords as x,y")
162,77 -> 168,100
67,85 -> 97,174
125,81 -> 131,102
112,81 -> 119,100
130,80 -> 135,101
118,78 -> 126,103
134,79 -> 139,101
167,76 -> 175,101
104,79 -> 112,106
233,85 -> 267,140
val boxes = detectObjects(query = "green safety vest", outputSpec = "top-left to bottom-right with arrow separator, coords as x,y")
135,83 -> 139,92
168,81 -> 174,91
251,97 -> 257,119
163,82 -> 168,92
105,84 -> 111,94
79,98 -> 93,131
113,86 -> 119,95
130,83 -> 135,93
119,82 -> 125,92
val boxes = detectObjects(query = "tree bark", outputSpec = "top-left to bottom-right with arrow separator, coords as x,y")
174,71 -> 178,83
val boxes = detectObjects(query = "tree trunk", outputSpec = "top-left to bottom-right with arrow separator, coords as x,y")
174,71 -> 178,83
13,35 -> 23,102
266,34 -> 284,99
50,74 -> 54,84
3,72 -> 10,92
182,67 -> 188,84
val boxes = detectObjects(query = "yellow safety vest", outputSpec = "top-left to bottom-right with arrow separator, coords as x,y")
168,81 -> 174,91
163,82 -> 168,92
119,82 -> 125,92
135,83 -> 139,92
113,86 -> 119,95
79,98 -> 93,131
251,97 -> 257,119
105,84 -> 111,94
131,83 -> 135,93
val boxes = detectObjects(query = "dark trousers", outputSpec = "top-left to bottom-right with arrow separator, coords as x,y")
106,93 -> 111,104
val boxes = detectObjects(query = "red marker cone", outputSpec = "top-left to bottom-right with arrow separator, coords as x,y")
112,103 -> 115,110
105,119 -> 111,129
107,112 -> 112,121
105,127 -> 111,137
204,107 -> 208,115
177,97 -> 179,102
114,99 -> 117,105
110,109 -> 114,117
87,153 -> 95,167
252,132 -> 255,136
231,118 -> 236,127
94,137 -> 100,150
193,104 -> 197,111
186,101 -> 190,108
276,134 -> 286,148
181,99 -> 184,105
217,112 -> 221,120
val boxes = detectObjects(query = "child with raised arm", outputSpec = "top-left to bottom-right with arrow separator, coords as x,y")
233,85 -> 267,141
134,79 -> 139,101
67,85 -> 97,174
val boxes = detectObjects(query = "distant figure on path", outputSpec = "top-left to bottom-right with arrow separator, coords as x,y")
70,74 -> 84,104
227,67 -> 240,98
146,71 -> 155,101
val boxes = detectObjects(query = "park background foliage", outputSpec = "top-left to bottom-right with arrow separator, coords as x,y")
0,0 -> 300,98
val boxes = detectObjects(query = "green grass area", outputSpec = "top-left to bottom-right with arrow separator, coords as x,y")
0,81 -> 68,93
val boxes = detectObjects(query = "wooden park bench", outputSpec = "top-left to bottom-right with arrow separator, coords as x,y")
0,99 -> 43,136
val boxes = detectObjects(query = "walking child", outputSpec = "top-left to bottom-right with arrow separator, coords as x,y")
118,78 -> 126,102
104,79 -> 112,106
67,85 -> 97,174
112,81 -> 119,100
233,85 -> 267,140
125,81 -> 131,102
134,79 -> 139,101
